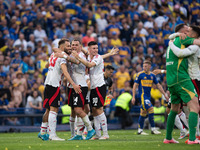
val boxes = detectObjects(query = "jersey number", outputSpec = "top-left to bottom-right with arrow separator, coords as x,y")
49,57 -> 58,67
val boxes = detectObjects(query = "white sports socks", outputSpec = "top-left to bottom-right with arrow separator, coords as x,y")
94,116 -> 101,137
40,122 -> 48,135
175,115 -> 187,133
77,117 -> 84,135
179,111 -> 189,128
82,115 -> 93,131
69,116 -> 75,137
48,111 -> 58,137
98,112 -> 108,136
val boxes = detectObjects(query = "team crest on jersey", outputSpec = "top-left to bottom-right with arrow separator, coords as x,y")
136,76 -> 138,80
144,76 -> 146,79
151,76 -> 153,80
73,97 -> 78,105
93,97 -> 98,106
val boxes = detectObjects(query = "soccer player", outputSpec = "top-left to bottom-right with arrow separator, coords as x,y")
168,32 -> 200,141
132,60 -> 169,135
164,25 -> 200,144
153,70 -> 189,139
72,41 -> 118,140
67,39 -> 96,141
104,65 -> 115,106
38,38 -> 81,141
54,40 -> 92,139
54,41 -> 118,139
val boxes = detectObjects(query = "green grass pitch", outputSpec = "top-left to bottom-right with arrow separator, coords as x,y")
0,129 -> 199,150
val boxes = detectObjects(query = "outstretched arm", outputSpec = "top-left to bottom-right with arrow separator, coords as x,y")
169,41 -> 199,57
101,47 -> 119,59
152,69 -> 166,75
169,33 -> 186,40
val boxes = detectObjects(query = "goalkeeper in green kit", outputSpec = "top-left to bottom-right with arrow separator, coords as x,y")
164,24 -> 200,144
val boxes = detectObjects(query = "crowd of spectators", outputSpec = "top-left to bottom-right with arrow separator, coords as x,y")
0,0 -> 200,125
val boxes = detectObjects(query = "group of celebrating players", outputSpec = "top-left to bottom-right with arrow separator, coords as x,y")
37,23 -> 200,144
37,38 -> 118,141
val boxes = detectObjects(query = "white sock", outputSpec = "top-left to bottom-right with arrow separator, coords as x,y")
69,116 -> 75,137
48,111 -> 57,137
77,117 -> 84,135
40,122 -> 48,135
196,115 -> 199,136
151,127 -> 156,131
94,116 -> 101,137
47,123 -> 49,134
179,111 -> 189,128
175,115 -> 186,133
138,128 -> 143,133
82,115 -> 93,131
98,113 -> 108,136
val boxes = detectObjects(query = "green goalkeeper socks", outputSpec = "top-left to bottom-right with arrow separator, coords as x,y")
189,112 -> 198,141
166,110 -> 177,140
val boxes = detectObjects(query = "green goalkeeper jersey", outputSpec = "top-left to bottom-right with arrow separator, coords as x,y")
166,36 -> 194,87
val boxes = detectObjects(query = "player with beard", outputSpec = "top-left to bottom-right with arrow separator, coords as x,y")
38,39 -> 81,141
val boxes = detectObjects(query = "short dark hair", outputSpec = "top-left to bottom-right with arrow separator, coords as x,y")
88,41 -> 97,46
145,55 -> 151,61
190,25 -> 200,37
105,65 -> 114,71
58,38 -> 70,47
143,60 -> 151,65
72,38 -> 82,45
175,23 -> 187,32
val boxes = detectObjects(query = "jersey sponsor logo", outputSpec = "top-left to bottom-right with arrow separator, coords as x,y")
141,80 -> 153,87
166,61 -> 174,66
145,99 -> 151,106
73,97 -> 78,105
93,97 -> 98,106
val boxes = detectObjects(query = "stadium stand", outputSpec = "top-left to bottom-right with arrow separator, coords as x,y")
0,0 -> 198,129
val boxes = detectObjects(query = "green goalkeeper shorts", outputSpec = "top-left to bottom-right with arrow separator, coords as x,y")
168,80 -> 198,104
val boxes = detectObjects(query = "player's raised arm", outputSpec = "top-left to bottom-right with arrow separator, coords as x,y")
152,69 -> 166,75
60,63 -> 82,93
169,32 -> 187,40
101,47 -> 119,59
72,51 -> 96,68
169,41 -> 199,57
